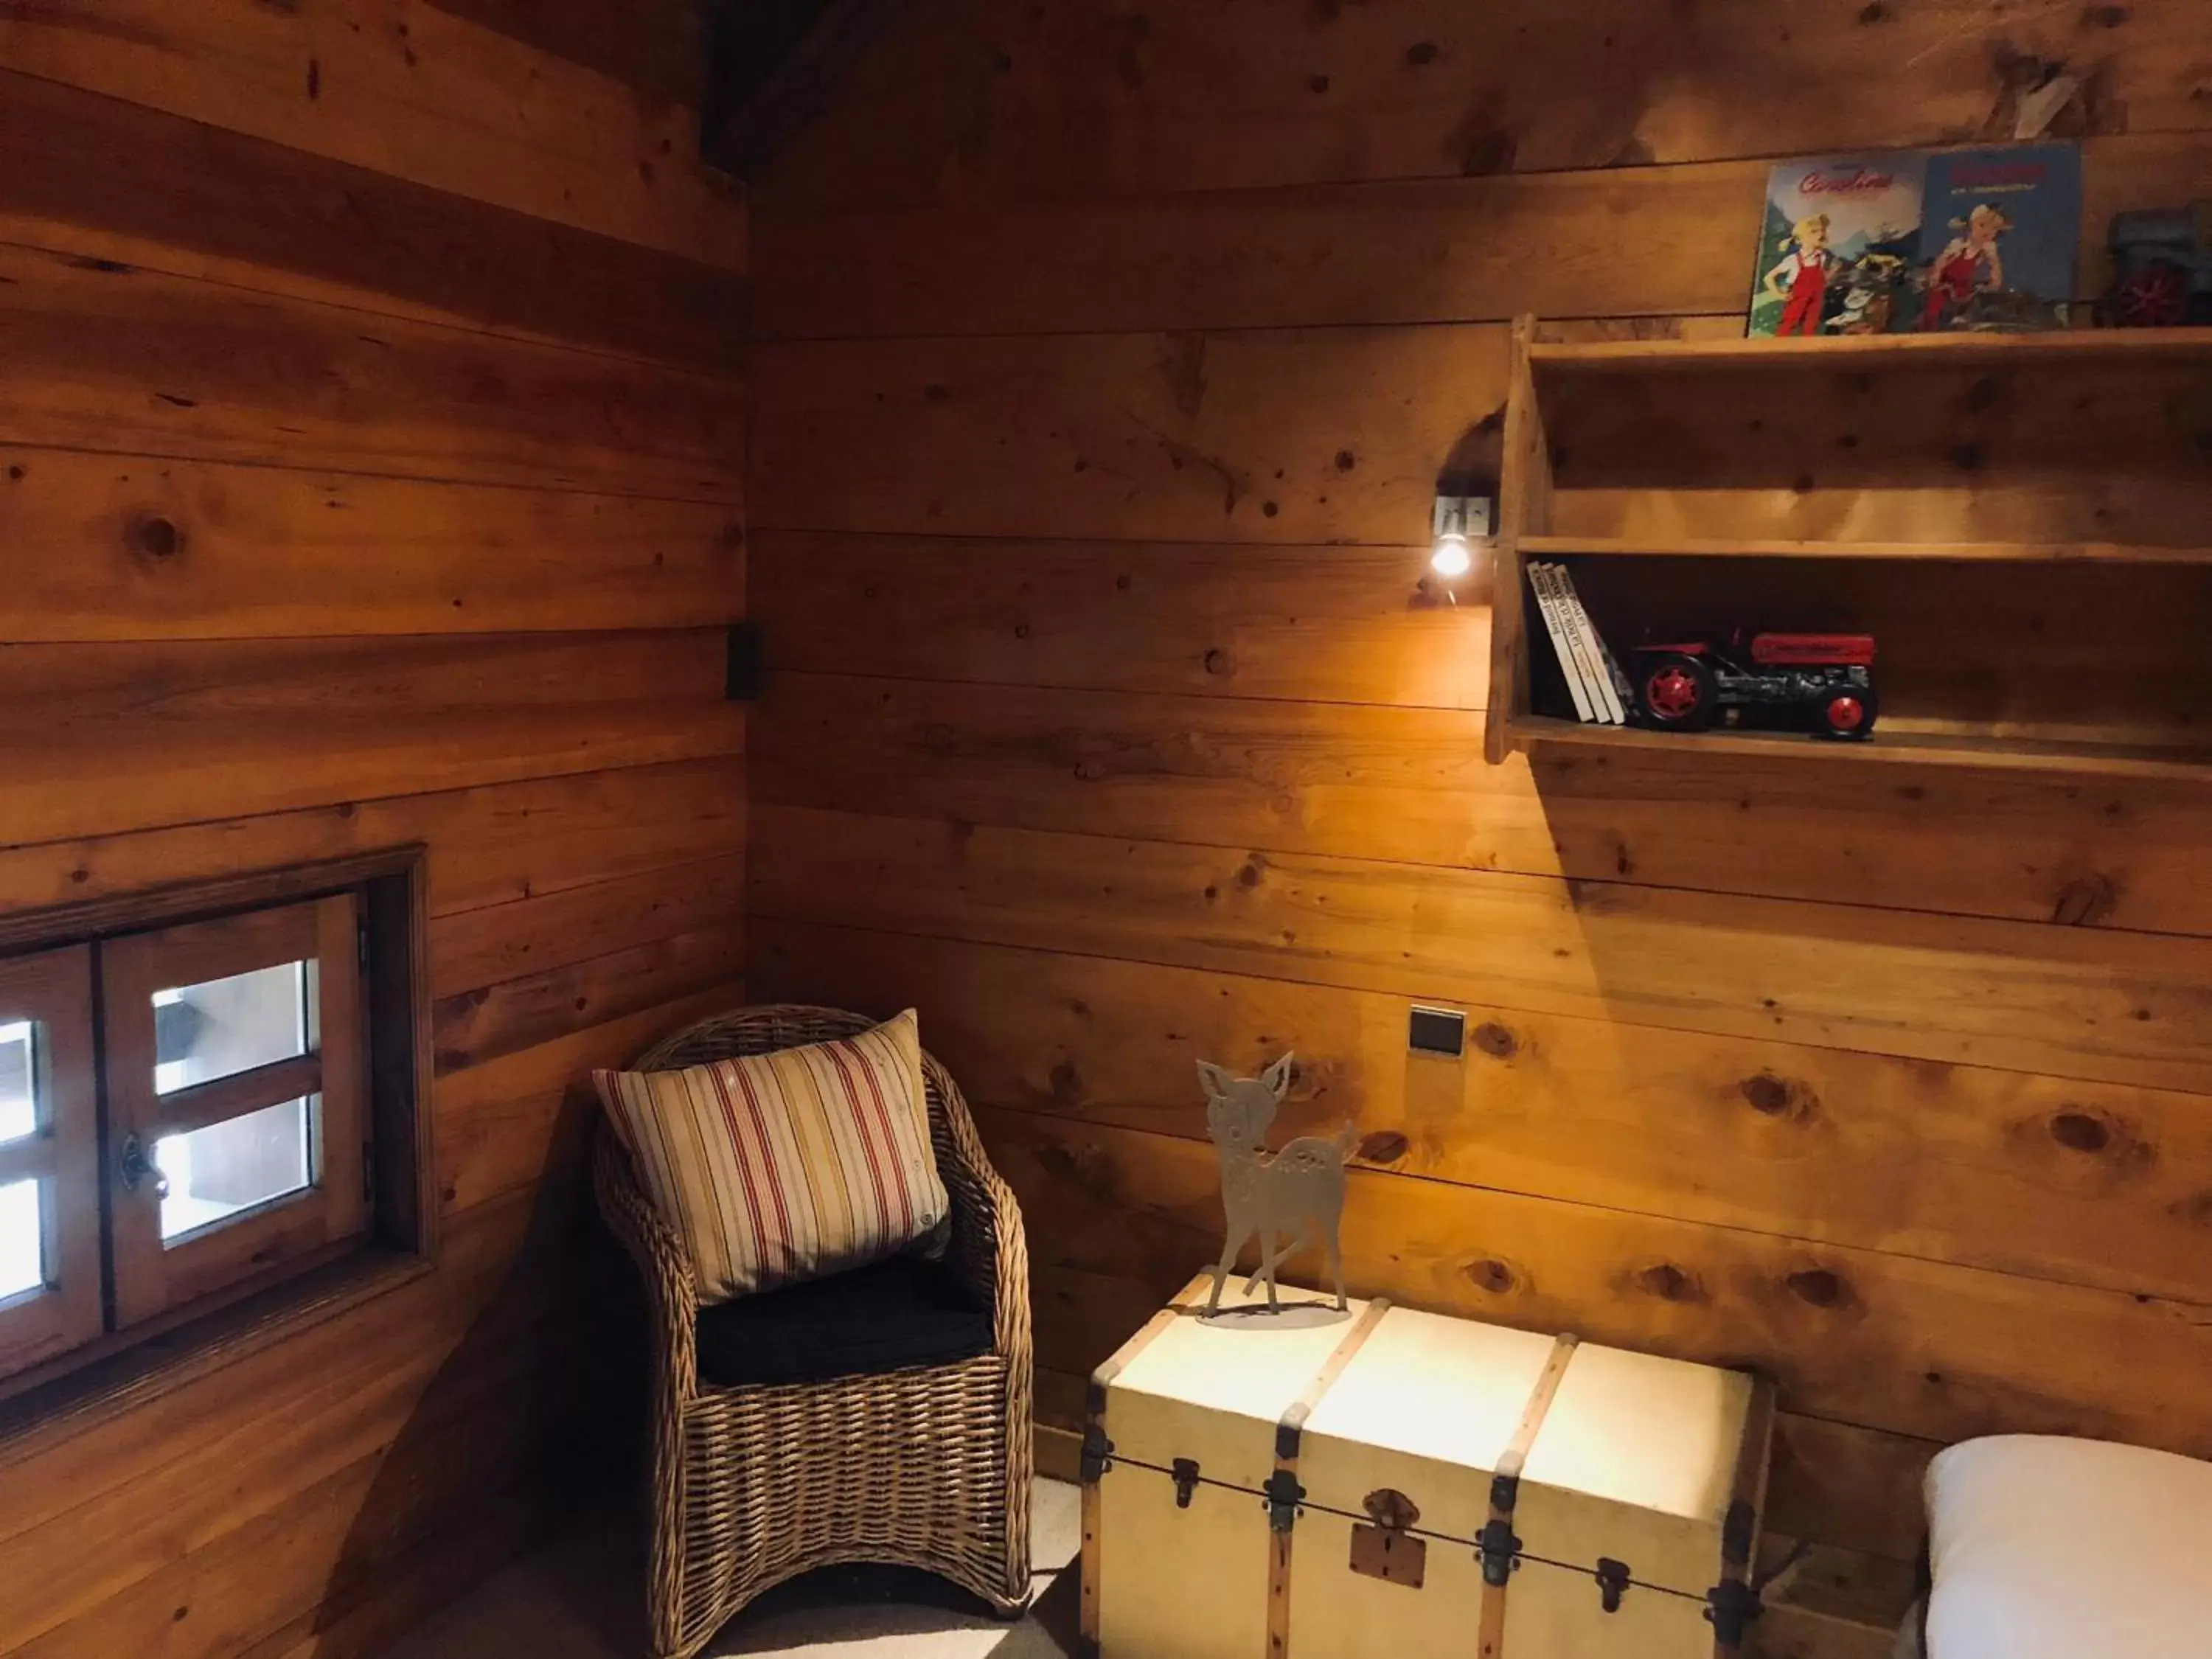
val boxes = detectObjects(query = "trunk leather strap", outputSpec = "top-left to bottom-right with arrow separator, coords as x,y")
1267,1295 -> 1392,1659
1477,1332 -> 1582,1658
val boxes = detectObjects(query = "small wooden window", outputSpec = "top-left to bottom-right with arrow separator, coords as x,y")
100,896 -> 369,1330
0,851 -> 430,1398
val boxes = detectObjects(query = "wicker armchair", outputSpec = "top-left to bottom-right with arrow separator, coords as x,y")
592,1004 -> 1034,1659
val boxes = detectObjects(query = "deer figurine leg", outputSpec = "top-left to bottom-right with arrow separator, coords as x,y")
1207,1219 -> 1249,1314
1257,1219 -> 1281,1310
1321,1211 -> 1346,1311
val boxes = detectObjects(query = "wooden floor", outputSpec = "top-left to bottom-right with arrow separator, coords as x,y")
370,1472 -> 1907,1659
375,1481 -> 1084,1659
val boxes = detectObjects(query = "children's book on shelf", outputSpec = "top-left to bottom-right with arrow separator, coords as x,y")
1746,143 -> 2081,337
1528,563 -> 1624,726
1749,153 -> 1927,338
1914,144 -> 2082,331
1528,562 -> 1596,723
1551,563 -> 1631,721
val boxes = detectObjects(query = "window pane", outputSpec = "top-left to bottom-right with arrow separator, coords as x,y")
0,1020 -> 32,1145
154,961 -> 313,1095
0,1179 -> 39,1301
157,1095 -> 315,1242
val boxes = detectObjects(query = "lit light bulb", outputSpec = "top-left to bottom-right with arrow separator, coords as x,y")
1430,532 -> 1472,579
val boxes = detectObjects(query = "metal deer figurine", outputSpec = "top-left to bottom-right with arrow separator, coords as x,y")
1198,1053 -> 1352,1315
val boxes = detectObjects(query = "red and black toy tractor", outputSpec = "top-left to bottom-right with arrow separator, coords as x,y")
1632,632 -> 1878,740
2105,206 -> 2212,328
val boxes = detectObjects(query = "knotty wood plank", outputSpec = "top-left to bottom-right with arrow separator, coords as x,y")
752,920 -> 2212,1307
426,0 -> 706,105
0,450 -> 743,640
0,244 -> 745,499
754,672 -> 2212,936
433,979 -> 747,1216
0,68 -> 742,367
7,1355 -> 596,1659
980,1106 -> 2212,1457
757,133 -> 2210,339
757,159 -> 1754,339
763,0 -> 2212,207
433,920 -> 748,1074
0,1191 -> 541,1548
235,1470 -> 569,1659
0,630 -> 728,722
0,1284 -> 582,1650
753,324 -> 1506,543
0,757 -> 745,920
753,532 -> 1481,706
0,0 -> 742,268
0,643 -> 744,849
1769,1415 -> 1935,1565
750,804 -> 2212,1093
429,854 -> 748,998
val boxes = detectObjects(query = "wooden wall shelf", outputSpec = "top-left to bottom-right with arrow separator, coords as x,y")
1485,316 -> 2212,776
1514,716 -> 2212,784
1519,537 -> 2212,566
1527,324 -> 2212,374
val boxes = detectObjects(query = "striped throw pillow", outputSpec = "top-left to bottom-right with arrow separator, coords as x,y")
593,1009 -> 950,1304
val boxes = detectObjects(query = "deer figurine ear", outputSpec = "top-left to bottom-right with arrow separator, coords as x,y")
1262,1051 -> 1296,1101
1196,1060 -> 1236,1102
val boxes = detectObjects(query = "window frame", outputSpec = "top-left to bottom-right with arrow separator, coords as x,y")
0,945 -> 103,1378
0,848 -> 434,1408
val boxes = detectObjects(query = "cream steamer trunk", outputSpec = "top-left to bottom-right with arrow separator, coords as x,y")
1078,1273 -> 1774,1659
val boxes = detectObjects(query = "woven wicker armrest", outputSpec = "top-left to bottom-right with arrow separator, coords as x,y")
592,1123 -> 702,1405
922,1053 -> 1032,1363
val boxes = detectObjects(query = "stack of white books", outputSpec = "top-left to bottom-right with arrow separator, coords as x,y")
1528,562 -> 1632,726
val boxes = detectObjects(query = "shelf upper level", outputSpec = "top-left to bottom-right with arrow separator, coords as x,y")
1519,536 -> 2212,566
1528,325 -> 2212,375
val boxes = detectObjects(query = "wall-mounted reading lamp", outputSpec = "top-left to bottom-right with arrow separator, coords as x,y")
1430,493 -> 1494,580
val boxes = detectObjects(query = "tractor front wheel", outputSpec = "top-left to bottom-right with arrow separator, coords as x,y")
1638,654 -> 1718,731
1815,685 -> 1879,740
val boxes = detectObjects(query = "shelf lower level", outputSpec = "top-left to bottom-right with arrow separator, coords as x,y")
1505,714 -> 2212,782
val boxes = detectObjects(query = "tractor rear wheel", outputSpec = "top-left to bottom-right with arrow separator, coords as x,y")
2115,261 -> 2191,329
1638,654 -> 1718,731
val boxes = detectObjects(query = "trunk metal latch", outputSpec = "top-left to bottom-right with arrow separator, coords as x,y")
1172,1458 -> 1201,1509
1349,1488 -> 1427,1590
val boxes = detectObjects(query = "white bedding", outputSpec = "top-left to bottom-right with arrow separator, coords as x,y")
1925,1435 -> 2212,1659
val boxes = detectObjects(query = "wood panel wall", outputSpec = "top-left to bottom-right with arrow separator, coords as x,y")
745,0 -> 2212,1569
0,5 -> 743,1656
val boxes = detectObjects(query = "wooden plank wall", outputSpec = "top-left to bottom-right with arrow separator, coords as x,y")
745,0 -> 2212,1568
0,4 -> 743,1656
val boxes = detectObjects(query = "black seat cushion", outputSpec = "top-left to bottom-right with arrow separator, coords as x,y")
695,1254 -> 994,1388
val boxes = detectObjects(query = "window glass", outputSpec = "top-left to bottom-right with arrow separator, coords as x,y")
153,961 -> 313,1095
0,1179 -> 40,1301
156,1095 -> 316,1242
0,1020 -> 32,1144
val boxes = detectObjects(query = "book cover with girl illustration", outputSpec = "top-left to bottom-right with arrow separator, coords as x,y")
1914,144 -> 2081,331
1748,153 -> 1926,338
1747,144 -> 2081,336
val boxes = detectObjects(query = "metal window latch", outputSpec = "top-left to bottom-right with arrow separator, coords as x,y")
1595,1557 -> 1632,1613
1079,1422 -> 1114,1485
118,1133 -> 170,1200
1171,1458 -> 1201,1509
1263,1470 -> 1305,1534
1477,1518 -> 1521,1587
